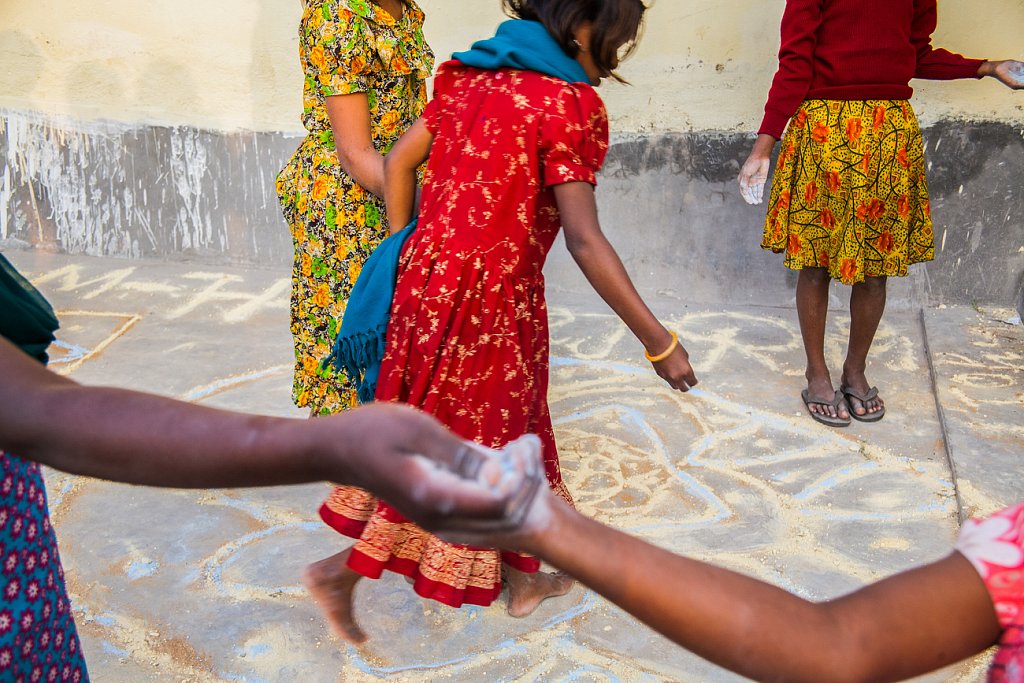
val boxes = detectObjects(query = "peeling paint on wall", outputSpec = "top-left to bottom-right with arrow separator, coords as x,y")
0,109 -> 299,266
2,108 -> 1021,306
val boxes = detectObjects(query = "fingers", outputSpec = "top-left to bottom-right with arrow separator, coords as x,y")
652,345 -> 698,392
679,363 -> 699,391
406,409 -> 487,477
430,436 -> 552,548
737,159 -> 769,205
738,178 -> 766,205
399,460 -> 511,523
398,435 -> 547,539
1001,60 -> 1024,88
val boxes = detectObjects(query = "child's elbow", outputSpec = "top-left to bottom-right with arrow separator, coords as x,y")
563,230 -> 591,259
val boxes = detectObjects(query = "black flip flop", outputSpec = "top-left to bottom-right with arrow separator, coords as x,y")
840,385 -> 886,422
801,389 -> 851,427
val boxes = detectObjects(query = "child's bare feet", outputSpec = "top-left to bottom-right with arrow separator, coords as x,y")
505,565 -> 574,618
302,548 -> 367,644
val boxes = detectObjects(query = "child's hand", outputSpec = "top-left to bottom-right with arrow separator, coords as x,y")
651,343 -> 698,392
738,134 -> 777,205
980,60 -> 1024,89
738,154 -> 770,205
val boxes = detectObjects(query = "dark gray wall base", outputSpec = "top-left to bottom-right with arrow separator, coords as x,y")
2,109 -> 1021,308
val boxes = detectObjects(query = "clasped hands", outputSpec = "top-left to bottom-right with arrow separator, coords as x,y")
339,404 -> 547,545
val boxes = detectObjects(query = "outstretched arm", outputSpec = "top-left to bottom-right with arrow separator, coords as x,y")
383,117 -> 434,234
554,181 -> 697,391
506,492 -> 1001,683
0,336 -> 513,530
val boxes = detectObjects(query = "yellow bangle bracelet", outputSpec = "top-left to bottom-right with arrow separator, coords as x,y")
645,331 -> 678,363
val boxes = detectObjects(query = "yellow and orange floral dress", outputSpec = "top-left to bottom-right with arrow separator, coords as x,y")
276,0 -> 433,414
762,100 -> 933,285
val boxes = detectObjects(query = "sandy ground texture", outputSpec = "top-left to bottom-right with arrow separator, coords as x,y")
6,250 -> 1021,682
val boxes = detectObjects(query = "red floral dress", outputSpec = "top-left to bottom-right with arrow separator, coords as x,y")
319,62 -> 608,607
955,501 -> 1024,682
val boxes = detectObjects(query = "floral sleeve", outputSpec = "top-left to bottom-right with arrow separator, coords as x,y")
955,501 -> 1024,682
301,2 -> 375,97
539,84 -> 609,188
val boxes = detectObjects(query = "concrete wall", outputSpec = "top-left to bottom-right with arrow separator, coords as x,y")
1,0 -> 1022,306
3,0 -> 1022,132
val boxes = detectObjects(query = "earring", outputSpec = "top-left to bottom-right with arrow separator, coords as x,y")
572,38 -> 588,53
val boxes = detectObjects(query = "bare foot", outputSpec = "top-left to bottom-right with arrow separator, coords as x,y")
302,548 -> 368,644
505,565 -> 574,618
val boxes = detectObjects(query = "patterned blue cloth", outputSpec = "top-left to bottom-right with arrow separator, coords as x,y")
0,455 -> 88,682
0,256 -> 89,681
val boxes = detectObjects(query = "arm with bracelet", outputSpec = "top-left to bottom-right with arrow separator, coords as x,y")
553,182 -> 697,392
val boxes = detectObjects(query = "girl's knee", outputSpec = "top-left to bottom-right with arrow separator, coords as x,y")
799,267 -> 831,285
855,275 -> 887,292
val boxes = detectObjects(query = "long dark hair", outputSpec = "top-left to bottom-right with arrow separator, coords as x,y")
503,0 -> 647,82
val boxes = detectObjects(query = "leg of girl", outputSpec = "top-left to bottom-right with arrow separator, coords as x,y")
796,267 -> 849,423
303,549 -> 367,644
841,275 -> 887,419
505,565 -> 574,618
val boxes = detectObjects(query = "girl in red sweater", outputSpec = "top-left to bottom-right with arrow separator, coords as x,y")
738,0 -> 1022,427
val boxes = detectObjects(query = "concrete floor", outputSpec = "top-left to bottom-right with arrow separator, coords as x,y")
6,250 -> 1022,682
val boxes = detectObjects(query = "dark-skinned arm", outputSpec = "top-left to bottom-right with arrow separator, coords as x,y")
553,181 -> 698,391
0,336 -> 512,529
325,93 -> 386,198
513,495 -> 1001,683
383,117 -> 433,233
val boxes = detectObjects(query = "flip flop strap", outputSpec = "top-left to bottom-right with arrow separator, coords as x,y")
845,386 -> 878,402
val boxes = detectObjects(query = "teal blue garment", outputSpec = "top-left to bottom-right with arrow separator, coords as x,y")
452,19 -> 589,84
0,253 -> 58,365
326,220 -> 417,404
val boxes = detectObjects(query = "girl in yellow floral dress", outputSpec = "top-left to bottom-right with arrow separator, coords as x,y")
737,0 -> 1022,427
277,0 -> 433,416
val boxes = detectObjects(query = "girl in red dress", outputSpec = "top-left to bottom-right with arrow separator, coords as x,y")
304,0 -> 700,643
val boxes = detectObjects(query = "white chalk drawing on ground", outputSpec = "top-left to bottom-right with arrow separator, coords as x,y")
44,300 -> 987,681
167,307 -> 959,681
27,264 -> 289,323
941,320 -> 1024,415
47,311 -> 141,376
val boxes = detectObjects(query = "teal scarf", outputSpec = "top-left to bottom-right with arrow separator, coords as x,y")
326,221 -> 417,404
452,19 -> 589,83
0,254 -> 58,365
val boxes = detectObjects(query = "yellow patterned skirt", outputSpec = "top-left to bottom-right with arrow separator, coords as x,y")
761,100 -> 934,285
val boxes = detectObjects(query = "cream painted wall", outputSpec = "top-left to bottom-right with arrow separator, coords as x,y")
1,0 -> 1021,133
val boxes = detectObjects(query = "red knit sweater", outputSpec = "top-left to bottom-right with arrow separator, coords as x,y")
759,0 -> 985,138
